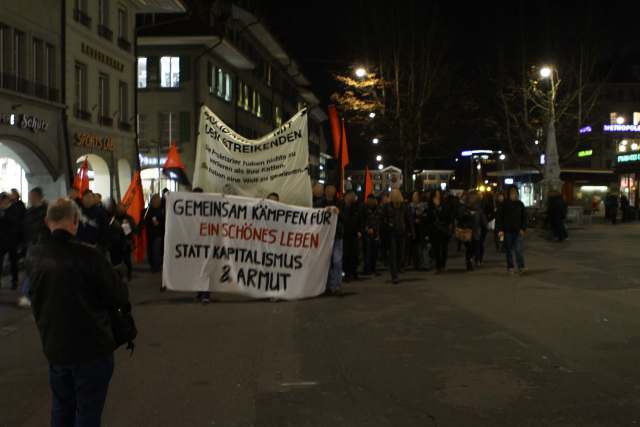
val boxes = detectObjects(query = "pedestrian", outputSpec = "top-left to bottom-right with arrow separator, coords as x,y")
320,185 -> 343,295
341,191 -> 362,282
426,189 -> 452,273
497,187 -> 528,274
362,194 -> 381,276
312,183 -> 325,208
409,191 -> 429,270
379,192 -> 391,266
114,203 -> 136,280
547,190 -> 568,241
18,187 -> 49,307
620,194 -> 630,222
494,191 -> 505,252
27,198 -> 130,427
145,194 -> 165,275
455,193 -> 476,271
76,190 -> 109,252
604,193 -> 618,225
381,189 -> 413,284
0,191 -> 25,289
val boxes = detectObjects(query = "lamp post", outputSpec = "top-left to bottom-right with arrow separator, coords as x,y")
539,66 -> 562,199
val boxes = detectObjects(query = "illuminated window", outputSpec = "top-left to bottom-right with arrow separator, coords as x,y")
160,56 -> 180,88
634,112 -> 640,126
137,57 -> 147,88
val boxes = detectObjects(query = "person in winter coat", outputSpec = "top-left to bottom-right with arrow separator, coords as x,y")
342,191 -> 362,282
76,190 -> 109,252
18,188 -> 49,307
547,191 -> 568,241
456,192 -> 487,271
409,191 -> 429,270
362,194 -> 381,275
0,191 -> 25,289
497,187 -> 528,273
426,189 -> 452,273
319,185 -> 344,295
494,192 -> 505,252
145,194 -> 166,274
380,189 -> 414,284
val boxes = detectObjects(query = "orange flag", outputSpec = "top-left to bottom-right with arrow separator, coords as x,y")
73,157 -> 90,195
340,119 -> 350,170
364,166 -> 373,198
121,171 -> 146,263
327,105 -> 342,159
163,142 -> 190,187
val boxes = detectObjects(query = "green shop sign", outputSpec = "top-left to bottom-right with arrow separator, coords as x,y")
578,149 -> 593,158
618,153 -> 640,163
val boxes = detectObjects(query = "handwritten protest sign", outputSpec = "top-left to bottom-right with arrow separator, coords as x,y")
162,192 -> 337,300
192,106 -> 312,207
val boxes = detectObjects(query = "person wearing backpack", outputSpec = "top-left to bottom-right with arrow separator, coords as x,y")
27,198 -> 130,427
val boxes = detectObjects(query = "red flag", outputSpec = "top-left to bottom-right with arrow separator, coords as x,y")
340,119 -> 350,170
364,166 -> 373,198
163,141 -> 191,187
327,105 -> 341,159
121,171 -> 147,263
73,157 -> 90,195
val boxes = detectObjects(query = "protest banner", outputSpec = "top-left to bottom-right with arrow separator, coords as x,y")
192,105 -> 312,207
162,192 -> 337,300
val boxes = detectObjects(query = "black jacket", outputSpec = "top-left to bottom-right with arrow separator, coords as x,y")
342,202 -> 362,239
426,204 -> 452,239
317,197 -> 344,239
0,200 -> 25,249
497,199 -> 527,233
77,204 -> 109,247
27,230 -> 129,365
145,206 -> 166,239
23,203 -> 49,246
381,202 -> 414,236
362,204 -> 381,237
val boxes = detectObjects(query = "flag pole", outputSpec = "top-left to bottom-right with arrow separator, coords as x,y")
338,118 -> 344,195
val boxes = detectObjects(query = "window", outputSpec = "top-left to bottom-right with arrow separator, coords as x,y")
634,112 -> 640,126
237,80 -> 250,110
98,0 -> 109,26
210,66 -> 232,101
160,56 -> 180,88
0,24 -> 7,77
253,91 -> 262,117
274,106 -> 282,127
266,63 -> 272,87
137,57 -> 147,88
32,38 -> 44,84
74,62 -> 88,119
45,44 -> 55,90
158,112 -> 177,145
13,30 -> 25,79
74,0 -> 87,13
137,114 -> 147,148
224,73 -> 232,102
117,8 -> 127,39
98,73 -> 109,124
73,0 -> 91,27
119,81 -> 128,127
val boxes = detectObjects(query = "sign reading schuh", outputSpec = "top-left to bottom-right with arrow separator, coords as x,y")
192,105 -> 312,207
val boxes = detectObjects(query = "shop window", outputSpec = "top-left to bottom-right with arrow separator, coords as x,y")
610,112 -> 626,125
137,57 -> 147,88
634,112 -> 640,126
13,30 -> 25,80
160,56 -> 180,88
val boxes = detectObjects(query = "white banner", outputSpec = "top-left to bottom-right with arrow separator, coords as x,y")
162,192 -> 337,300
193,105 -> 312,207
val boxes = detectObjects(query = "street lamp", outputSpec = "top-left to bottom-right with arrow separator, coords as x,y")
539,64 -> 562,198
540,66 -> 552,78
378,164 -> 384,170
376,155 -> 382,162
369,112 -> 376,119
616,116 -> 625,125
499,153 -> 506,160
355,67 -> 367,78
372,138 -> 379,144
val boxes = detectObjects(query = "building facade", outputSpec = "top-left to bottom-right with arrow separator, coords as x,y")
0,0 -> 185,201
136,4 -> 328,200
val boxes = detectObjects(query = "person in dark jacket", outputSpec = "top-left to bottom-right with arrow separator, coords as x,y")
342,191 -> 362,282
426,189 -> 452,273
27,198 -> 129,427
456,192 -> 486,271
362,194 -> 381,275
378,192 -> 391,266
114,203 -> 136,280
18,187 -> 49,307
312,183 -> 325,208
0,191 -> 25,289
497,187 -> 527,273
145,194 -> 166,274
620,194 -> 630,222
604,193 -> 619,225
547,191 -> 568,241
409,191 -> 429,270
320,185 -> 343,295
381,189 -> 413,284
76,190 -> 109,251
494,192 -> 505,252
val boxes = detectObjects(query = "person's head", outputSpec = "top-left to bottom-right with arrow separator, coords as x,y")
366,194 -> 378,207
9,188 -> 20,201
116,203 -> 126,216
312,182 -> 324,198
192,187 -> 204,193
497,192 -> 505,202
509,187 -> 519,201
325,185 -> 337,200
94,193 -> 103,204
430,189 -> 442,207
344,190 -> 356,205
411,191 -> 421,204
46,198 -> 81,235
68,188 -> 79,200
81,190 -> 95,208
162,188 -> 169,198
28,187 -> 44,207
381,193 -> 390,204
267,192 -> 279,201
390,189 -> 404,206
0,192 -> 9,209
150,194 -> 161,208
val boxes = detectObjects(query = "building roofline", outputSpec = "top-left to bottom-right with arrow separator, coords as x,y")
133,0 -> 187,13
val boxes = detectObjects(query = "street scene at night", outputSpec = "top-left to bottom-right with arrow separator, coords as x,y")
2,1 -> 640,426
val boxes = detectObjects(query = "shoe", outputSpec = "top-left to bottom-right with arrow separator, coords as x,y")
466,262 -> 474,271
17,296 -> 31,308
329,288 -> 343,296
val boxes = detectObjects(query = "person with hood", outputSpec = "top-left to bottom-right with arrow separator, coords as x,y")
497,187 -> 528,274
426,189 -> 452,273
380,189 -> 413,284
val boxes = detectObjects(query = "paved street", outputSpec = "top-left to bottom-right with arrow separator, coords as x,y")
3,223 -> 640,426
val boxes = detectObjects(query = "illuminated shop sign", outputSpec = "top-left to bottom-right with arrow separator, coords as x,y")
139,155 -> 167,167
579,126 -> 592,134
0,113 -> 49,132
578,149 -> 593,158
74,132 -> 114,152
617,153 -> 640,163
604,124 -> 640,132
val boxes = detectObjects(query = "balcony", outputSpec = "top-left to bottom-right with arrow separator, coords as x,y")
74,107 -> 91,122
99,116 -> 113,127
73,9 -> 92,28
117,37 -> 131,52
118,121 -> 132,131
0,73 -> 59,102
97,25 -> 113,41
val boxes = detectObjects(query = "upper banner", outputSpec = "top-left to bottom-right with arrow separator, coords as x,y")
193,105 -> 312,207
162,192 -> 337,300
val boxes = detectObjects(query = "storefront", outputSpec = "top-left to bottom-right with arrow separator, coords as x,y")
138,153 -> 178,202
0,97 -> 67,199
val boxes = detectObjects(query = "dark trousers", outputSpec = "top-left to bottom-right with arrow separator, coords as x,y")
148,236 -> 164,273
389,234 -> 405,280
431,235 -> 448,270
0,246 -> 19,288
343,236 -> 359,279
123,243 -> 133,279
363,236 -> 379,274
464,241 -> 474,267
504,232 -> 525,269
379,232 -> 389,265
49,353 -> 114,427
550,219 -> 568,241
